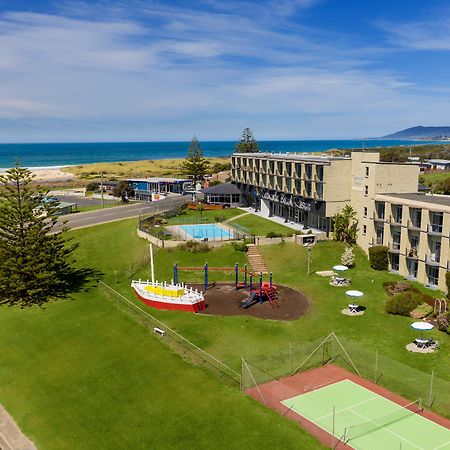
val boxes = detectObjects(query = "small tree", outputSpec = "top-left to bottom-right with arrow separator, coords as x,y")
235,128 -> 260,153
332,205 -> 358,245
341,247 -> 355,267
181,136 -> 210,182
0,164 -> 78,307
196,204 -> 204,217
113,181 -> 134,202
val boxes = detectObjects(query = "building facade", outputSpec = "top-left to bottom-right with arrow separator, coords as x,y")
231,151 -> 450,292
126,178 -> 192,201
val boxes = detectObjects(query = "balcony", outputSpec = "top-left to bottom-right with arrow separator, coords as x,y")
428,224 -> 443,236
389,215 -> 403,226
425,254 -> 441,266
372,211 -> 386,222
314,174 -> 324,183
388,242 -> 401,253
407,219 -> 421,231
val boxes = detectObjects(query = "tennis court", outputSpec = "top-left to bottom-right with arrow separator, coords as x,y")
281,379 -> 450,450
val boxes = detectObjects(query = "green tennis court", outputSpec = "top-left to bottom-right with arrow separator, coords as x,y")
281,379 -> 450,450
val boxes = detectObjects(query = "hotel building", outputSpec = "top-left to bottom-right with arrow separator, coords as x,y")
231,151 -> 450,292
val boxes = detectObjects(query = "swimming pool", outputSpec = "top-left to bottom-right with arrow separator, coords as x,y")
179,224 -> 232,240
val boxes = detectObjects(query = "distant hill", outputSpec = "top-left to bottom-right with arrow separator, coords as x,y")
382,126 -> 450,139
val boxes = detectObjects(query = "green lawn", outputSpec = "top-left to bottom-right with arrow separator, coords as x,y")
420,170 -> 450,188
166,207 -> 245,225
1,219 -> 449,450
227,213 -> 294,236
0,219 -> 322,450
76,200 -> 122,213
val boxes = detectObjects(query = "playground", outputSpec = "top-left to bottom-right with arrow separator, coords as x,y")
194,282 -> 309,320
173,262 -> 309,320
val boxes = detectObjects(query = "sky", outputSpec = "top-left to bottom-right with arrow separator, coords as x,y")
0,0 -> 450,142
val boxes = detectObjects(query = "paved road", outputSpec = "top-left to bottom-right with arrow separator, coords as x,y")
54,195 -> 189,232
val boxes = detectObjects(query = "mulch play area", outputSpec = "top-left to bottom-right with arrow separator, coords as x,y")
192,283 -> 309,320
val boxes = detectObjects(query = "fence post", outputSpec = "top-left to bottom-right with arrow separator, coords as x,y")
374,348 -> 379,383
204,262 -> 208,291
259,272 -> 263,304
235,263 -> 239,289
173,263 -> 178,285
429,370 -> 434,408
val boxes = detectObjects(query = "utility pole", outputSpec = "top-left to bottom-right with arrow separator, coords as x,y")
306,245 -> 312,276
100,171 -> 104,209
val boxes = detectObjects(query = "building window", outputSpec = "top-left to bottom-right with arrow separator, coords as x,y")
429,212 -> 444,234
365,166 -> 369,177
427,265 -> 439,286
375,202 -> 385,220
363,225 -> 367,235
376,225 -> 384,245
390,253 -> 400,271
364,207 -> 367,217
392,205 -> 403,224
364,185 -> 368,196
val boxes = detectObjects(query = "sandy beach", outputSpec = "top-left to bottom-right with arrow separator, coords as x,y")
0,166 -> 77,182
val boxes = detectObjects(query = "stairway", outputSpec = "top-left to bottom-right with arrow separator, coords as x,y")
246,244 -> 269,273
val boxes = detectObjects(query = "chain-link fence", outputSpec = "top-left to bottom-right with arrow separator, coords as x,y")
242,333 -> 450,418
99,281 -> 241,387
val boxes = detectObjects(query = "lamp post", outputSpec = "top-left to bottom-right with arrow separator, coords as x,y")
306,244 -> 312,276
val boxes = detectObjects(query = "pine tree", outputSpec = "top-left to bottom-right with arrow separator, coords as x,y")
180,136 -> 210,182
0,164 -> 78,307
235,128 -> 260,153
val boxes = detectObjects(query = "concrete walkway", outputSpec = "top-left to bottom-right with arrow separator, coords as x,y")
0,405 -> 37,450
223,212 -> 250,223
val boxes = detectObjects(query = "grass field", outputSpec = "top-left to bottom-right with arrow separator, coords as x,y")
0,219 -> 449,449
227,214 -> 294,236
62,157 -> 230,179
166,207 -> 245,225
0,219 -> 322,450
420,170 -> 450,187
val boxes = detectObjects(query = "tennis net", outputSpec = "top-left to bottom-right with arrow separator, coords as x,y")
345,398 -> 423,442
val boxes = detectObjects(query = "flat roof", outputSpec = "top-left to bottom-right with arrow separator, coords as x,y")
377,193 -> 450,207
233,152 -> 348,163
126,177 -> 191,183
426,159 -> 450,164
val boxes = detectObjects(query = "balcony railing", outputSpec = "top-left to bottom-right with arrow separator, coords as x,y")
389,215 -> 403,226
372,211 -> 386,222
389,242 -> 401,252
407,219 -> 421,230
428,224 -> 443,235
425,253 -> 441,265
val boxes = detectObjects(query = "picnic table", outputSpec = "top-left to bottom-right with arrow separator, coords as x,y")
348,304 -> 359,314
414,338 -> 429,349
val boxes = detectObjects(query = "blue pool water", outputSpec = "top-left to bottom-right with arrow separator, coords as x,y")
179,224 -> 232,240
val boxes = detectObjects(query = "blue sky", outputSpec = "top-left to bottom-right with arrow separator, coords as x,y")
0,0 -> 450,142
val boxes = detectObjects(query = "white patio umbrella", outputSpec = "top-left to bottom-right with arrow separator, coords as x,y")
411,321 -> 434,339
346,290 -> 364,298
333,265 -> 348,271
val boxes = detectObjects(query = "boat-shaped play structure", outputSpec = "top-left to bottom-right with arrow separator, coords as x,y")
131,245 -> 206,313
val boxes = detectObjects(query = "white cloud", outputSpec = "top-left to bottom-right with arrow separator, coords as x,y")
0,2 -> 449,141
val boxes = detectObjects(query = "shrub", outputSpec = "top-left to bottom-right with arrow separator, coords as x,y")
178,241 -> 209,253
86,182 -> 100,192
369,245 -> 388,270
447,272 -> 450,298
436,313 -> 450,333
410,303 -> 434,319
266,231 -> 283,238
232,241 -> 248,252
385,291 -> 422,316
341,247 -> 355,267
383,281 -> 412,296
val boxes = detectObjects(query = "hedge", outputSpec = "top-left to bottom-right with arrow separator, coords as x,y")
369,245 -> 388,270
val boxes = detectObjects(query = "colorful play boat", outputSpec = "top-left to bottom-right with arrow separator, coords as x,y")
131,279 -> 206,312
131,244 -> 206,313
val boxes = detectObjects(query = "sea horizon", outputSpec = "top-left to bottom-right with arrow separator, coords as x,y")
0,139 -> 443,169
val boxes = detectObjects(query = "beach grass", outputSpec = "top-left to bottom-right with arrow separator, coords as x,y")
62,157 -> 231,180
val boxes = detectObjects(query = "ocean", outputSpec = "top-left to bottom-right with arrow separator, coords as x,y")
0,139 -> 441,168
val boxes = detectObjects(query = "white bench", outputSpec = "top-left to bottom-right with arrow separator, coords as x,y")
153,327 -> 166,336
